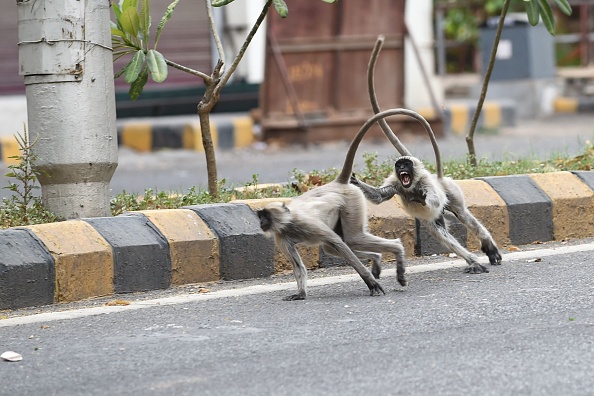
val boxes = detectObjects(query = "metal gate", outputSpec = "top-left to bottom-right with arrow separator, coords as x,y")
260,0 -> 432,145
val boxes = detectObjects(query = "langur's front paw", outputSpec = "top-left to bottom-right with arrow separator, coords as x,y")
283,292 -> 306,301
464,263 -> 489,274
482,244 -> 502,265
367,280 -> 385,296
488,250 -> 502,265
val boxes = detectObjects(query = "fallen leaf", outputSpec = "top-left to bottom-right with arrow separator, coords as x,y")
1,351 -> 23,362
198,288 -> 210,294
105,300 -> 130,306
40,325 -> 49,329
508,246 -> 520,251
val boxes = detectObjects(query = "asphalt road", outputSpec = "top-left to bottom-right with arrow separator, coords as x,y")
0,113 -> 593,199
2,240 -> 594,395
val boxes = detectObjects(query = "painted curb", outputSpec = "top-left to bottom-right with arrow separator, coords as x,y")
117,116 -> 255,152
553,97 -> 594,113
0,136 -> 20,165
439,101 -> 516,136
1,171 -> 593,310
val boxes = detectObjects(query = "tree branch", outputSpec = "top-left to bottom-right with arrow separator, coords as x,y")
465,0 -> 511,166
214,0 -> 273,96
164,59 -> 212,83
205,0 -> 226,71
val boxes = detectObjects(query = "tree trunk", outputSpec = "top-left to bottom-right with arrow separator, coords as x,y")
198,108 -> 218,197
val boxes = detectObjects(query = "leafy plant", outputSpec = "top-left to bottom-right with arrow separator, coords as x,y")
111,0 -> 175,100
0,127 -> 59,228
111,0 -> 337,198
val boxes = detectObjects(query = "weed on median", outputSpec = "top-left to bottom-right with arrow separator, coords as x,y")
1,138 -> 593,229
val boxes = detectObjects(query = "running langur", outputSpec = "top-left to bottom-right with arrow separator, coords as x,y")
351,156 -> 501,273
351,35 -> 502,273
258,109 -> 433,301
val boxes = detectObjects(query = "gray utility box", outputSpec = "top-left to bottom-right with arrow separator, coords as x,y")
480,15 -> 556,81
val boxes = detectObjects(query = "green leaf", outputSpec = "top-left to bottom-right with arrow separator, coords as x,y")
146,49 -> 168,83
111,27 -> 128,40
553,0 -> 572,16
211,0 -> 236,6
114,65 -> 127,79
119,7 -> 140,37
121,0 -> 138,12
139,0 -> 151,44
125,50 -> 146,83
112,1 -> 122,19
129,66 -> 149,101
272,0 -> 288,18
538,0 -> 556,35
155,0 -> 180,49
525,0 -> 540,26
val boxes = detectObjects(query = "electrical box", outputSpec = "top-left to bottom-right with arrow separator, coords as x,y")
479,15 -> 556,81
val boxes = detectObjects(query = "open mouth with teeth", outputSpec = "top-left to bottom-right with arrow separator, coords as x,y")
399,171 -> 412,188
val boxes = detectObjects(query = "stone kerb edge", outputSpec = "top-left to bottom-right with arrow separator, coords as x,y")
2,171 -> 594,311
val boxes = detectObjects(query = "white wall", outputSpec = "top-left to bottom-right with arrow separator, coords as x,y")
405,0 -> 444,110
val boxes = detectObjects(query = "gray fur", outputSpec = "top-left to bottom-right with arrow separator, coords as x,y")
257,109 -> 416,301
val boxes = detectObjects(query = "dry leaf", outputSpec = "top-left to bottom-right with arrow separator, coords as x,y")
508,246 -> 520,251
198,287 -> 210,294
105,300 -> 130,306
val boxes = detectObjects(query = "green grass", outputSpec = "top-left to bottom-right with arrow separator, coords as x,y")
1,140 -> 593,229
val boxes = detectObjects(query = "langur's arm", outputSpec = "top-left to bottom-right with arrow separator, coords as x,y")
350,174 -> 397,204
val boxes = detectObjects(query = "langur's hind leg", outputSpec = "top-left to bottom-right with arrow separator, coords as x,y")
447,199 -> 502,266
324,244 -> 383,279
344,233 -> 407,287
424,217 -> 489,274
355,251 -> 382,279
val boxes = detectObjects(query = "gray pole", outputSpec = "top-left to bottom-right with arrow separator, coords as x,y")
17,0 -> 118,219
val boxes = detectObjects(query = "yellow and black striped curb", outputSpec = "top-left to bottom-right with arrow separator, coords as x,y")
0,103 -> 516,162
1,170 -> 593,310
553,97 -> 594,113
0,136 -> 20,165
415,100 -> 515,136
117,116 -> 255,152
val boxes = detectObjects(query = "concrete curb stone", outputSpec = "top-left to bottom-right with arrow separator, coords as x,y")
84,215 -> 171,294
0,228 -> 55,310
1,170 -> 594,311
553,96 -> 594,113
480,175 -> 554,245
185,203 -> 275,281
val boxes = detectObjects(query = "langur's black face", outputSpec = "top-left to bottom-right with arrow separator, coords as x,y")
395,159 -> 414,188
257,210 -> 272,232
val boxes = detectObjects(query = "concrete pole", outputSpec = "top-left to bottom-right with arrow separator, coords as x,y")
17,0 -> 118,219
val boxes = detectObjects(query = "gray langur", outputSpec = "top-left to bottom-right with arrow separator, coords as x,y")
258,109 -> 433,301
350,35 -> 502,274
